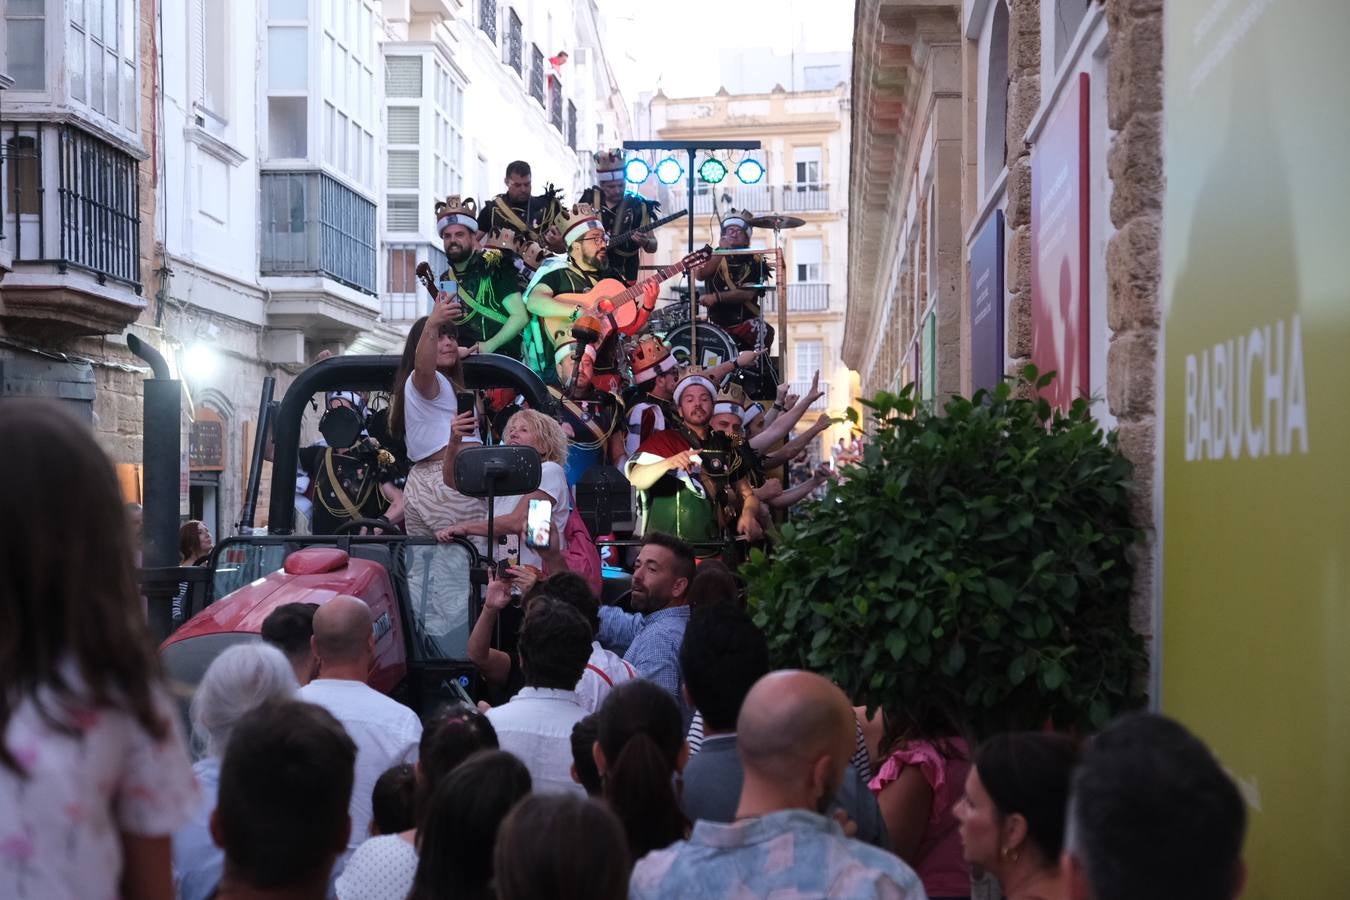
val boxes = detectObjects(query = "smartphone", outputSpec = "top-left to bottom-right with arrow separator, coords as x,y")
454,390 -> 477,414
439,278 -> 458,295
499,533 -> 520,568
525,498 -> 553,550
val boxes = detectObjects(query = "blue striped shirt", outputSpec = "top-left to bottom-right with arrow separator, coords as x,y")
621,604 -> 691,715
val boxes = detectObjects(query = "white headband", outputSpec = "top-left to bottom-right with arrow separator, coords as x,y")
437,213 -> 478,234
564,218 -> 603,246
554,342 -> 598,363
722,216 -> 749,231
741,403 -> 764,426
597,170 -> 625,182
714,402 -> 742,416
674,375 -> 716,405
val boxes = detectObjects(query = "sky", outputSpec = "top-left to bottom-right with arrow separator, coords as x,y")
596,0 -> 856,100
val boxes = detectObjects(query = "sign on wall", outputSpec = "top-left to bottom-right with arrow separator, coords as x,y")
970,209 -> 1006,393
1030,73 -> 1089,407
1161,2 -> 1349,891
190,407 -> 225,471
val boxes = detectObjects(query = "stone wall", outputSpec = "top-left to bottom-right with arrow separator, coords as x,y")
1104,0 -> 1164,636
1003,0 -> 1041,388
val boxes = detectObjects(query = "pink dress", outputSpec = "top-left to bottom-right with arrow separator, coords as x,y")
0,669 -> 199,900
869,738 -> 972,898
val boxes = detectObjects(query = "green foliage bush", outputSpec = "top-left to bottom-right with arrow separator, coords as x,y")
744,368 -> 1147,735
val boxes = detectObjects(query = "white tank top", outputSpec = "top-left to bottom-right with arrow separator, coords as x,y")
402,372 -> 480,462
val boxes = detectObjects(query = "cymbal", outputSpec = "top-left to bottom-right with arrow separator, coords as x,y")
748,214 -> 806,230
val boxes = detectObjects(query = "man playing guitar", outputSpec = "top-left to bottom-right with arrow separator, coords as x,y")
583,149 -> 659,285
695,209 -> 775,354
476,160 -> 565,252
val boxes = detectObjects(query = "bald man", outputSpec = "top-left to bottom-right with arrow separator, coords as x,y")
631,671 -> 925,900
296,595 -> 422,866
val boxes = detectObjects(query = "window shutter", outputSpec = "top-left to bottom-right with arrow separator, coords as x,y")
190,0 -> 206,105
387,196 -> 419,231
387,107 -> 419,144
387,150 -> 419,189
385,56 -> 423,98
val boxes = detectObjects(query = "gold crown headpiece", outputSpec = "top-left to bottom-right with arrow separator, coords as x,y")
594,149 -> 626,180
435,195 -> 479,234
720,208 -> 756,232
557,202 -> 605,247
630,334 -> 677,384
715,383 -> 749,413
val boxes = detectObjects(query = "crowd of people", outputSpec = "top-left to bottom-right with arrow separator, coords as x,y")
0,397 -> 1251,900
298,153 -> 847,559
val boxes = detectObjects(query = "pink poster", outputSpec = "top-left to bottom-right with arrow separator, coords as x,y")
1031,73 -> 1090,409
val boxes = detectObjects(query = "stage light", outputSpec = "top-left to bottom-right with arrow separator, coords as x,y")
698,158 -> 727,184
623,158 -> 650,184
735,158 -> 765,184
655,157 -> 685,185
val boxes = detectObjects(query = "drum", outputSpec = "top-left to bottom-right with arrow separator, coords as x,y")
664,322 -> 781,403
648,301 -> 692,337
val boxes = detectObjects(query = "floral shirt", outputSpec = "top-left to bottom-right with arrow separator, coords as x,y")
1,674 -> 198,900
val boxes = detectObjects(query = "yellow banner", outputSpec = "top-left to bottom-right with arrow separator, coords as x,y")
1162,0 -> 1350,892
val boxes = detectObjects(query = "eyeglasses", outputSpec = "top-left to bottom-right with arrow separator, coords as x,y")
581,232 -> 610,245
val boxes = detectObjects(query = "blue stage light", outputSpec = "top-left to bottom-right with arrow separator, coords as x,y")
655,157 -> 685,185
623,158 -> 651,184
735,158 -> 765,184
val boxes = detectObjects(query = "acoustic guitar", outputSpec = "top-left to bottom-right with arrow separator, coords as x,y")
541,245 -> 713,347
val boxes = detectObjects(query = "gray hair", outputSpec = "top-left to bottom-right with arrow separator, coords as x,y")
190,641 -> 298,759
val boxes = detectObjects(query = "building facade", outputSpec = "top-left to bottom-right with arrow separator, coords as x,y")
643,79 -> 857,463
848,0 -> 1161,674
1,0 -> 629,539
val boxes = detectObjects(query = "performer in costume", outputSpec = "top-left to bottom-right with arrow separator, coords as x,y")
299,391 -> 405,535
624,333 -> 681,457
694,208 -> 775,353
476,160 -> 565,251
583,149 -> 659,285
435,197 -> 529,359
523,202 -> 658,387
624,372 -> 763,554
549,336 -> 627,485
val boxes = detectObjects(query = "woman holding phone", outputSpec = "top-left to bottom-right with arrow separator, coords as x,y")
389,291 -> 487,552
438,408 -> 571,571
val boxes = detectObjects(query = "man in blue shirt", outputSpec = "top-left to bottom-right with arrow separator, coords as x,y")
620,532 -> 694,722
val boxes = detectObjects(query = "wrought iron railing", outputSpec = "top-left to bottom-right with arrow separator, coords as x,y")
479,0 -> 497,43
567,100 -> 577,150
506,10 -> 522,74
529,45 -> 545,105
661,183 -> 774,216
260,171 -> 377,295
549,77 -> 564,132
779,182 -> 829,211
3,123 -> 142,290
761,282 -> 830,313
383,242 -> 449,322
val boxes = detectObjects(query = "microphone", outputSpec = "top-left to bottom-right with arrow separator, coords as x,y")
564,315 -> 603,398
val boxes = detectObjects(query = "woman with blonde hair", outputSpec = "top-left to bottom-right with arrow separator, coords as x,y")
439,408 -> 571,570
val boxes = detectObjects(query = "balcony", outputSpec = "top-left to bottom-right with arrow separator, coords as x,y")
1,122 -> 146,335
788,380 -> 829,412
259,171 -> 379,349
529,46 -> 545,106
479,0 -> 497,43
661,183 -> 774,216
779,183 -> 830,212
383,242 -> 448,323
761,282 -> 831,314
567,100 -> 577,150
261,171 -> 377,295
549,77 -> 564,133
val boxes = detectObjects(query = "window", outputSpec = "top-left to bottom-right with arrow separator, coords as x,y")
983,1 -> 1010,192
433,62 -> 465,197
385,56 -> 423,98
567,100 -> 577,150
6,0 -> 45,90
388,246 -> 417,293
795,340 -> 822,383
505,9 -> 523,74
793,237 -> 822,282
265,3 -> 309,161
268,97 -> 308,158
319,4 -> 377,187
261,171 -> 377,293
386,196 -> 418,231
529,44 -> 545,105
1053,0 -> 1091,70
66,0 -> 140,129
5,136 -> 41,215
793,147 -> 821,187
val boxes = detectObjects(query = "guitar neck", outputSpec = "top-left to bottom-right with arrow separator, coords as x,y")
611,209 -> 685,245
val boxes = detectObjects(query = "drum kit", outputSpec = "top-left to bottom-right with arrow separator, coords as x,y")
645,213 -> 807,402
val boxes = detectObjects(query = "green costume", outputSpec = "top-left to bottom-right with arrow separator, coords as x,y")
440,250 -> 523,360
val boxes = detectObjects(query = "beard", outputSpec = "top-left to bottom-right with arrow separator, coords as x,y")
447,242 -> 473,264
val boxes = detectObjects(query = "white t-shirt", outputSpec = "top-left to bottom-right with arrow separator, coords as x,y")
296,679 -> 422,857
402,372 -> 480,462
0,676 -> 199,900
335,834 -> 418,900
492,459 -> 570,569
